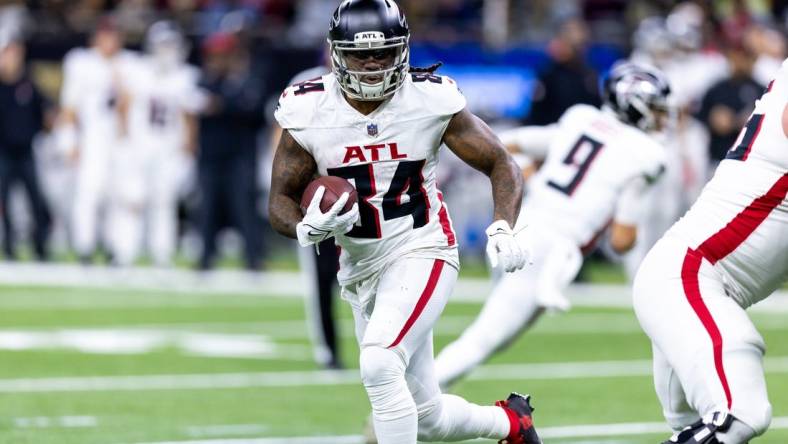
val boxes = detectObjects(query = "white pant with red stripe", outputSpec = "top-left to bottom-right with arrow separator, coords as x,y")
633,234 -> 772,436
342,256 -> 514,444
434,229 -> 583,388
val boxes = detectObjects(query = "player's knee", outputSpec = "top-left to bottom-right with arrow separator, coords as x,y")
359,346 -> 406,389
415,396 -> 445,441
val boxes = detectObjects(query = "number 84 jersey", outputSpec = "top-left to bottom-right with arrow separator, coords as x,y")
275,73 -> 464,285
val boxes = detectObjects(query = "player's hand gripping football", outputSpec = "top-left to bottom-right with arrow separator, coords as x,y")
485,220 -> 529,272
296,186 -> 359,247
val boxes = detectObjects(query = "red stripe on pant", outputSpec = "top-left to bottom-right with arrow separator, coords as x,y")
681,249 -> 732,409
679,172 -> 788,410
388,259 -> 445,349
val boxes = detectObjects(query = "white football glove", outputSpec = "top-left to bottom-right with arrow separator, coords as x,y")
296,186 -> 359,247
485,220 -> 529,272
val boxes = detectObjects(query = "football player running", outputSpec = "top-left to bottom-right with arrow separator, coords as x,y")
434,63 -> 670,389
269,1 -> 538,443
633,62 -> 788,443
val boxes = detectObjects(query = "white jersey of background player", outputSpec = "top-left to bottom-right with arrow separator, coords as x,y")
57,19 -> 137,263
118,21 -> 200,266
270,1 -> 539,444
435,63 -> 670,388
633,60 -> 788,444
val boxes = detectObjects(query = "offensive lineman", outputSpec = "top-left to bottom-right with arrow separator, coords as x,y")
633,63 -> 788,442
434,63 -> 670,388
269,1 -> 539,443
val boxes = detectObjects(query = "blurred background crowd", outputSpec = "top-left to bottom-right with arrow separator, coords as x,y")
0,0 -> 786,273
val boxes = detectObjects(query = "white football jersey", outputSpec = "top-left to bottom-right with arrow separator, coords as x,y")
665,59 -> 788,307
504,104 -> 667,249
275,73 -> 463,285
60,48 -> 138,150
125,58 -> 201,153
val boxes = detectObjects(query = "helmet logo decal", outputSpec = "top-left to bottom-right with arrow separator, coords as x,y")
354,31 -> 385,43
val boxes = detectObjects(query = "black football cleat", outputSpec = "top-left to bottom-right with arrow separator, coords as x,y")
496,392 -> 541,444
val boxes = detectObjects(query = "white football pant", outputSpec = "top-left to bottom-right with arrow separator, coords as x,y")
147,149 -> 191,266
344,256 -> 513,444
72,141 -> 112,257
107,142 -> 147,266
633,235 -> 771,439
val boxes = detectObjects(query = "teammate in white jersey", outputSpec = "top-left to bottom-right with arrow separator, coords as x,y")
434,63 -> 670,388
633,62 -> 788,444
269,1 -> 537,443
57,18 -> 137,263
120,21 -> 200,266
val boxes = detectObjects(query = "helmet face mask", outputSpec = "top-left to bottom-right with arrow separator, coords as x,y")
328,0 -> 410,101
330,34 -> 409,101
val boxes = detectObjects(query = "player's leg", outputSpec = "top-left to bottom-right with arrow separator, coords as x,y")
298,241 -> 341,368
226,159 -> 261,269
148,155 -> 178,266
434,266 -> 541,389
365,257 -> 536,443
435,235 -> 581,388
652,343 -> 701,430
406,333 -> 518,442
357,257 -> 455,444
72,151 -> 105,260
106,147 -> 146,266
197,166 -> 220,270
19,158 -> 51,260
634,238 -> 771,442
0,160 -> 17,258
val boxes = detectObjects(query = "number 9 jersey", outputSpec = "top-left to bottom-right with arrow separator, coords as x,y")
275,73 -> 464,285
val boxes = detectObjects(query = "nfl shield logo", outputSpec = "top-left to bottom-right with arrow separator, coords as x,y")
367,123 -> 378,137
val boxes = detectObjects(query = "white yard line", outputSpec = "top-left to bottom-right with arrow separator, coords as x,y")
128,416 -> 788,443
185,424 -> 269,438
0,263 -> 786,312
14,415 -> 97,428
5,356 -> 788,393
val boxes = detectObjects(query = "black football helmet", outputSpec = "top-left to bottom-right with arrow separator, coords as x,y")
601,62 -> 672,132
328,0 -> 410,101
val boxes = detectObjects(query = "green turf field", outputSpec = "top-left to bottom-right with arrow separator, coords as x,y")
1,283 -> 787,444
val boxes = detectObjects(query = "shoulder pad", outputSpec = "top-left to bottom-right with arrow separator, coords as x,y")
559,104 -> 599,126
406,73 -> 466,116
275,74 -> 332,129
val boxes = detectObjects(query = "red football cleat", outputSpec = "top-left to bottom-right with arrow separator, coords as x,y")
496,392 -> 541,444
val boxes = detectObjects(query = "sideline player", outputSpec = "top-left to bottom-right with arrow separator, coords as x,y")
56,17 -> 137,263
633,63 -> 788,443
269,1 -> 538,443
434,63 -> 670,388
121,21 -> 199,266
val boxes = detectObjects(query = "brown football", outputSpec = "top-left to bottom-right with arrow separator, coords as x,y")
300,176 -> 358,215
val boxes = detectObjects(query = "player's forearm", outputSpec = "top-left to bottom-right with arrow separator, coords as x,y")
489,152 -> 524,226
269,194 -> 303,238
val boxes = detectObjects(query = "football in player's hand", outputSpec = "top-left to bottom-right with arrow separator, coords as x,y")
301,176 -> 358,215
